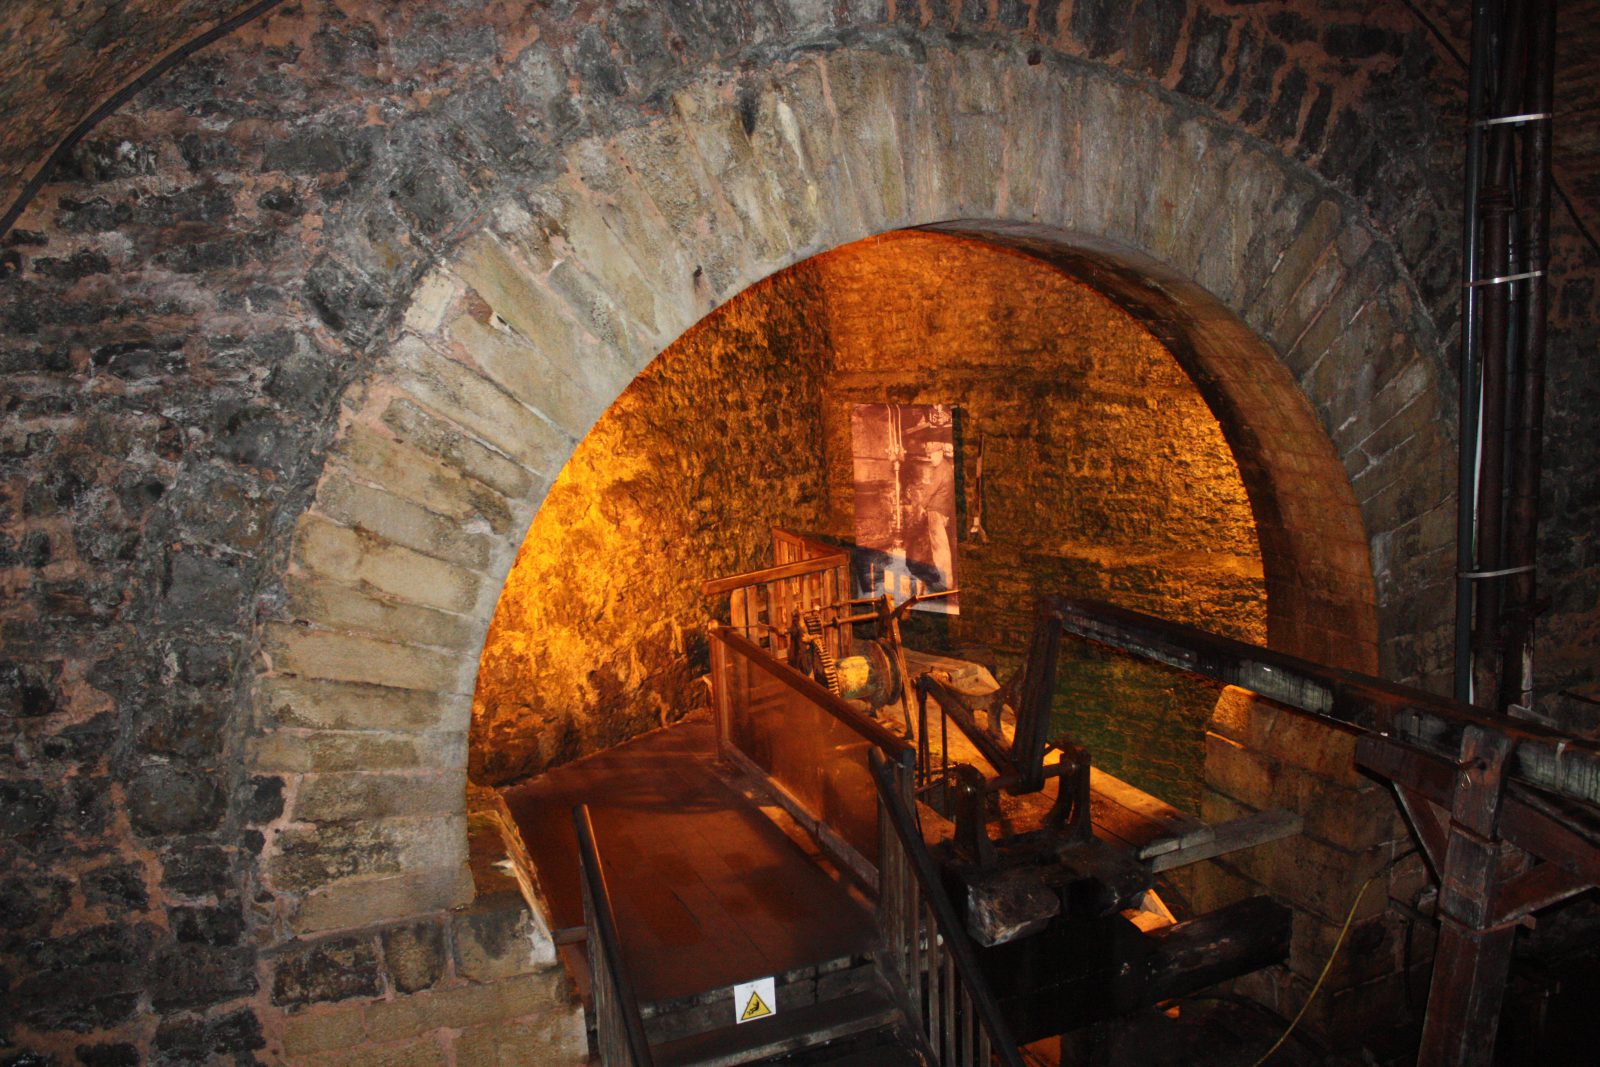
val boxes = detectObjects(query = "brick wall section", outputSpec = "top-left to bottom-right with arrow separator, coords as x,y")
1,0 -> 1596,1060
254,812 -> 585,1065
1192,688 -> 1429,1042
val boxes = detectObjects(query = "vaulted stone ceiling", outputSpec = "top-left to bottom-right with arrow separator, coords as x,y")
0,0 -> 249,210
2,0 -> 1597,235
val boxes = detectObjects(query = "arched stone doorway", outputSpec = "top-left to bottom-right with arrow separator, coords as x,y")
467,226 -> 1275,807
249,39 -> 1448,1051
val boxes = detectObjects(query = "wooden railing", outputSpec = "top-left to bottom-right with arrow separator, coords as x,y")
702,528 -> 851,663
572,805 -> 654,1067
870,750 -> 1025,1067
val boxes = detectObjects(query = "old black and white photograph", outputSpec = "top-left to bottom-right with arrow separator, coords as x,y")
850,402 -> 959,614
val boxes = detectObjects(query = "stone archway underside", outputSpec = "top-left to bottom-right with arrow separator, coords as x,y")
251,42 -> 1454,938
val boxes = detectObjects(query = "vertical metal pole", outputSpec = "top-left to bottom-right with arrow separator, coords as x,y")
1499,0 -> 1555,716
1454,0 -> 1497,703
1473,2 -> 1530,705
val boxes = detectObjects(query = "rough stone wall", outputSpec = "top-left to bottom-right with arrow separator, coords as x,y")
810,229 -> 1266,808
467,228 -> 1263,807
470,266 -> 835,787
1534,217 -> 1600,725
0,0 -> 1594,1062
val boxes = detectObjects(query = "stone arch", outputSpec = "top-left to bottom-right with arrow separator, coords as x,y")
251,41 -> 1451,937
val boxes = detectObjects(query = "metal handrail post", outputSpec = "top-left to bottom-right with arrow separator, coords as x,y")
573,805 -> 655,1067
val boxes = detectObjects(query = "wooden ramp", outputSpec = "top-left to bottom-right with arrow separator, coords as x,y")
499,717 -> 878,1007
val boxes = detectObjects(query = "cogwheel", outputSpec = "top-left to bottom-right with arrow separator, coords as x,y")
799,610 -> 841,696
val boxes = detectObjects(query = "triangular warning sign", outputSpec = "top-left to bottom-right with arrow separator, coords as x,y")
740,990 -> 774,1021
733,976 -> 777,1024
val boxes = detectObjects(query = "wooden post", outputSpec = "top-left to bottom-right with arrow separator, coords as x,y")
1418,726 -> 1518,1067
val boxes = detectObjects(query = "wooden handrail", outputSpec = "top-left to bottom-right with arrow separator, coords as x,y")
702,527 -> 848,596
572,805 -> 654,1067
770,526 -> 843,561
870,750 -> 1025,1067
700,551 -> 850,597
710,626 -> 914,759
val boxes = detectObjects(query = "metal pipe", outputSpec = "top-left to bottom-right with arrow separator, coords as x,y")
1499,0 -> 1555,715
1472,2 -> 1529,703
1454,0 -> 1498,703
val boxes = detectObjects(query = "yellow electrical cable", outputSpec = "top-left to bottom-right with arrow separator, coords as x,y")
1250,870 -> 1382,1067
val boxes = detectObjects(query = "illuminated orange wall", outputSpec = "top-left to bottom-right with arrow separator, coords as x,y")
812,232 -> 1264,804
472,231 -> 1265,804
469,267 -> 835,784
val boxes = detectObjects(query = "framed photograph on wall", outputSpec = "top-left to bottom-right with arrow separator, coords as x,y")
849,402 -> 958,614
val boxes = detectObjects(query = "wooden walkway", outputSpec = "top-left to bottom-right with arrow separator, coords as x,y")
499,718 -> 878,1005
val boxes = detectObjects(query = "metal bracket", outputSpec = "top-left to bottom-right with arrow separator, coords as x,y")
1458,564 -> 1536,579
1465,269 -> 1545,287
1475,111 -> 1552,127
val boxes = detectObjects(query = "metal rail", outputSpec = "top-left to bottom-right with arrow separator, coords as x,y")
871,749 -> 1025,1067
1454,0 -> 1493,705
573,805 -> 655,1067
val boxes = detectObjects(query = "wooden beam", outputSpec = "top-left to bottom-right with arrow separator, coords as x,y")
1419,727 -> 1518,1067
1420,919 -> 1517,1067
1049,598 -> 1600,809
1498,787 -> 1600,885
1490,860 -> 1592,925
1358,732 -> 1600,881
1141,896 -> 1293,1004
701,551 -> 850,596
1392,783 -> 1452,875
1144,809 -> 1303,873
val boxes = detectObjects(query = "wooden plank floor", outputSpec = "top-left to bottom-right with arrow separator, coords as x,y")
499,718 -> 877,1005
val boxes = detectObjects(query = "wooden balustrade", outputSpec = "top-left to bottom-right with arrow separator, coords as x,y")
702,528 -> 851,663
871,750 -> 1025,1067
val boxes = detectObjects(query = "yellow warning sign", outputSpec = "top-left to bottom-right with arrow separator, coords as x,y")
740,990 -> 773,1021
733,977 -> 777,1024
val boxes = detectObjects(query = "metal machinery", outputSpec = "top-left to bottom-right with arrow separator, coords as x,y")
703,535 -> 1304,1050
701,530 -> 1600,1062
910,600 -> 1302,1046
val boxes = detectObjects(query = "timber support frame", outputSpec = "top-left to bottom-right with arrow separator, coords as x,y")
1047,597 -> 1600,1067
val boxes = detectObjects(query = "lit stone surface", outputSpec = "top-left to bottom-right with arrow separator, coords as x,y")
4,0 -> 1594,1056
292,514 -> 483,615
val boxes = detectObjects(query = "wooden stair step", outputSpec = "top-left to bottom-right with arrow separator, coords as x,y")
653,985 -> 901,1067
